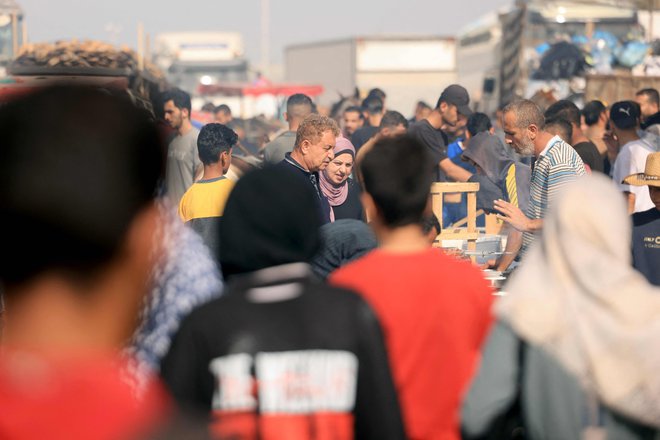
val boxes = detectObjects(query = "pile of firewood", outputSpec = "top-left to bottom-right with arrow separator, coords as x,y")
14,40 -> 139,70
12,40 -> 165,80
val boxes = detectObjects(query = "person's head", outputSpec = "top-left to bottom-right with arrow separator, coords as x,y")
366,88 -> 387,108
201,102 -> 216,113
360,135 -> 434,228
544,100 -> 582,142
436,84 -> 473,128
379,110 -> 409,137
609,100 -> 641,136
214,104 -> 233,124
581,100 -> 608,128
293,114 -> 341,172
414,101 -> 432,121
623,152 -> 660,211
285,93 -> 314,129
635,88 -> 660,119
544,118 -> 573,144
162,88 -> 192,131
502,99 -> 545,156
323,137 -> 356,186
342,105 -> 364,136
0,86 -> 164,347
421,213 -> 441,245
361,95 -> 385,123
219,166 -> 322,278
466,112 -> 494,139
197,123 -> 238,174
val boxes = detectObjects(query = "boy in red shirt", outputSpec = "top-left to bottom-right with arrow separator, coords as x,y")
331,135 -> 493,440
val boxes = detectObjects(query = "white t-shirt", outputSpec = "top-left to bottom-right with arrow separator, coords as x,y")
612,138 -> 655,213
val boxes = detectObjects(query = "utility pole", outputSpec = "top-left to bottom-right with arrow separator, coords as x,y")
260,0 -> 270,74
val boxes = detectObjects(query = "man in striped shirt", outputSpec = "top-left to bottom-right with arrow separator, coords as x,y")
494,100 -> 586,256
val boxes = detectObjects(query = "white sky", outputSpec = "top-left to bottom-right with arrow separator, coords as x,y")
20,0 -> 512,64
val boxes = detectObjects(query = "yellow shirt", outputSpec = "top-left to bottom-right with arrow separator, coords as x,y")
178,177 -> 235,222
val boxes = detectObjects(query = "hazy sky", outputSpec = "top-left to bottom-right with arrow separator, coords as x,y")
19,0 -> 512,64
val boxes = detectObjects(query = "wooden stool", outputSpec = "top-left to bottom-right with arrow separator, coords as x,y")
430,182 -> 480,262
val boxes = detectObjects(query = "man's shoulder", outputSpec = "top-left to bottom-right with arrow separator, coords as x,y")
632,208 -> 660,226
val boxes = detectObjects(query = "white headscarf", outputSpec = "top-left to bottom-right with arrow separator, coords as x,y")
496,173 -> 660,427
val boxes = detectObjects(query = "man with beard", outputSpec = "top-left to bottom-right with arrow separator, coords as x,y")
494,99 -> 586,256
163,88 -> 202,205
408,84 -> 474,182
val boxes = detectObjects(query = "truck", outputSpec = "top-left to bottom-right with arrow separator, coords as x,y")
153,32 -> 249,95
0,0 -> 25,76
285,36 -> 457,117
457,0 -> 641,114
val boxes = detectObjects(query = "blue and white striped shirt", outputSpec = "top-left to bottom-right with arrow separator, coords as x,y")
522,136 -> 586,254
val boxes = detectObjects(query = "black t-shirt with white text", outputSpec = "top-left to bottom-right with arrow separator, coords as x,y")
632,208 -> 660,286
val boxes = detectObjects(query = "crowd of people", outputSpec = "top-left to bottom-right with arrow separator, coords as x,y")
0,77 -> 659,440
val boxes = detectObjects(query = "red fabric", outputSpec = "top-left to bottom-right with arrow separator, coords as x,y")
0,353 -> 169,440
330,248 -> 493,440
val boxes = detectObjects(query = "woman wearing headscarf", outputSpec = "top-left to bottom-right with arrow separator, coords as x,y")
462,174 -> 660,439
320,137 -> 364,221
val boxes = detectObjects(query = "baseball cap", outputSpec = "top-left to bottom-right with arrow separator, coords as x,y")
609,101 -> 640,130
439,84 -> 473,116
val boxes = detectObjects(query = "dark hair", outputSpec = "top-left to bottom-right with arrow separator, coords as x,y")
466,112 -> 492,137
162,88 -> 192,114
215,104 -> 231,115
544,118 -> 573,143
366,88 -> 387,101
201,102 -> 216,113
361,135 -> 434,227
380,110 -> 409,130
0,86 -> 164,288
417,101 -> 431,110
343,105 -> 363,117
581,100 -> 607,126
286,93 -> 313,119
636,88 -> 660,106
544,100 -> 581,126
197,123 -> 238,164
361,95 -> 384,115
421,213 -> 441,236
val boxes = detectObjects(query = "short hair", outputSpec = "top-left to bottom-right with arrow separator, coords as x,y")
201,102 -> 216,113
421,213 -> 441,236
361,95 -> 384,115
636,88 -> 660,106
544,100 -> 581,126
361,135 -> 434,227
466,112 -> 492,137
502,100 -> 545,130
343,105 -> 363,117
294,114 -> 340,149
581,100 -> 607,126
162,88 -> 191,114
215,104 -> 231,115
544,118 -> 573,143
417,101 -> 432,110
379,110 -> 409,131
197,123 -> 238,164
0,86 -> 164,288
286,93 -> 313,119
366,88 -> 387,101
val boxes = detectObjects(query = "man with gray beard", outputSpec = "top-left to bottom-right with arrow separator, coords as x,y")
494,99 -> 586,257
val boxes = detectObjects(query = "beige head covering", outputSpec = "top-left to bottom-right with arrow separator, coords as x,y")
623,151 -> 660,187
496,173 -> 660,427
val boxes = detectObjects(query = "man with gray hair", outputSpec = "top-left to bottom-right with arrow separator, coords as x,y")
494,99 -> 586,256
277,113 -> 341,223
